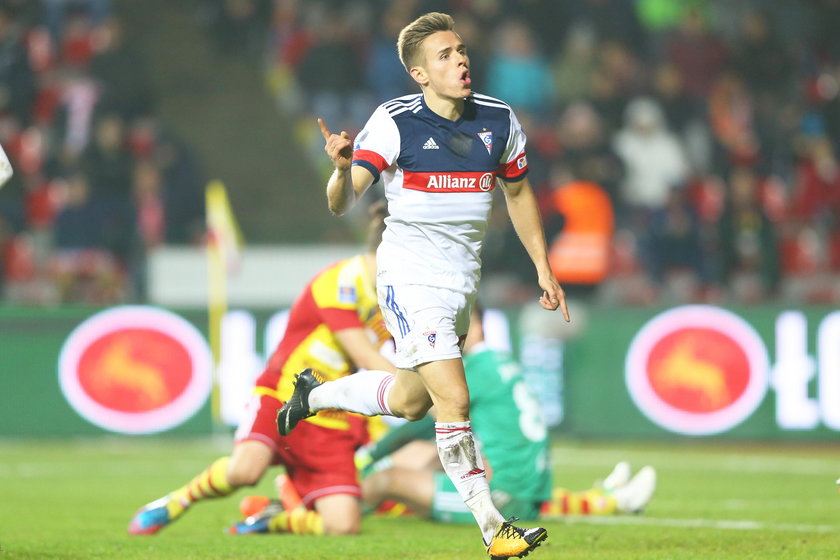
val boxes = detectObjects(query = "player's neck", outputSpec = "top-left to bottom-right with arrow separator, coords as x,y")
423,90 -> 464,121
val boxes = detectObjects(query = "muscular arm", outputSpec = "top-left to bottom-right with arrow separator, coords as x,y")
319,118 -> 376,216
499,176 -> 570,320
326,166 -> 375,216
334,327 -> 397,373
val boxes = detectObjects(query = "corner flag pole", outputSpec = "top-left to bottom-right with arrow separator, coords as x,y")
205,180 -> 243,428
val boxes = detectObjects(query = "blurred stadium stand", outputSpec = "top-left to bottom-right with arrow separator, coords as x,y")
1,0 -> 840,308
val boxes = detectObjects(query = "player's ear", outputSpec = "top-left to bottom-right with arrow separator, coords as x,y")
409,66 -> 428,87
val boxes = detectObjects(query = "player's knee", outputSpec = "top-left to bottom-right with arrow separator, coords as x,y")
362,469 -> 391,504
226,464 -> 263,487
391,396 -> 433,421
434,396 -> 470,421
399,403 -> 431,422
322,516 -> 360,535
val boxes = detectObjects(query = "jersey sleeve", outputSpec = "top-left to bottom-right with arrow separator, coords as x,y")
496,108 -> 528,182
352,106 -> 401,184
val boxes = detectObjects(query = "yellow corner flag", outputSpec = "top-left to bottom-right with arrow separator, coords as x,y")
206,180 -> 244,426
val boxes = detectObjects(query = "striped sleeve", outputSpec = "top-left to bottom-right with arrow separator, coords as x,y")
497,107 -> 528,181
352,105 -> 401,183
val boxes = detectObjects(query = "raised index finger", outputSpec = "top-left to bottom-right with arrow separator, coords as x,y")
317,118 -> 331,141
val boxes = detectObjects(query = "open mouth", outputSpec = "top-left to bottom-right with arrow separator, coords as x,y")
460,69 -> 472,87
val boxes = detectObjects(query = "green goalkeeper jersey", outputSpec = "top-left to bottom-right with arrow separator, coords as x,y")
463,343 -> 551,504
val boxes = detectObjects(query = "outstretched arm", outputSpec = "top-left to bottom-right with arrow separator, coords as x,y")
334,327 -> 397,374
499,176 -> 570,321
318,118 -> 375,216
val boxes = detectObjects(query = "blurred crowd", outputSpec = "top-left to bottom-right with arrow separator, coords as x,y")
4,0 -> 840,308
0,0 -> 206,305
252,0 -> 840,306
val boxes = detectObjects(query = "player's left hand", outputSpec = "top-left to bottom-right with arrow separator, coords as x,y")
538,274 -> 570,321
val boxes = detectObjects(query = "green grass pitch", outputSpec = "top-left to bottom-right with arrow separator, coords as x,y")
0,437 -> 837,559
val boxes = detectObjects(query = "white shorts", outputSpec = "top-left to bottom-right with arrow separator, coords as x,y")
377,283 -> 475,370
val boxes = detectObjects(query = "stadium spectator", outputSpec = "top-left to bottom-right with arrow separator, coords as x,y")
89,16 -> 154,120
647,186 -> 708,294
731,8 -> 792,101
552,23 -> 599,105
205,0 -> 272,57
128,203 -> 394,537
565,0 -> 646,57
296,9 -> 371,140
613,97 -> 690,215
715,166 -> 781,302
663,5 -> 728,103
48,171 -> 121,302
555,101 -> 624,202
42,0 -> 110,45
540,168 -> 615,299
485,20 -> 553,116
365,4 -> 415,103
0,6 -> 36,127
80,112 -> 137,266
154,130 -> 206,245
650,62 -> 710,171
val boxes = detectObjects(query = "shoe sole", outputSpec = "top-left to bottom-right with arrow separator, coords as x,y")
489,530 -> 547,560
128,516 -> 166,535
277,372 -> 318,436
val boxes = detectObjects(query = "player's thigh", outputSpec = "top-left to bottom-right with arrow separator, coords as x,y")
231,392 -> 283,485
416,358 -> 470,421
282,421 -> 362,508
387,368 -> 433,420
390,440 -> 439,470
363,466 -> 435,518
228,440 -> 273,486
312,493 -> 361,535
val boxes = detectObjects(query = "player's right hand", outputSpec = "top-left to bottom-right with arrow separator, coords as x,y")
318,118 -> 353,171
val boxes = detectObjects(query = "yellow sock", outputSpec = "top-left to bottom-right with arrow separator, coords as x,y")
544,487 -> 617,516
267,509 -> 324,535
168,457 -> 234,517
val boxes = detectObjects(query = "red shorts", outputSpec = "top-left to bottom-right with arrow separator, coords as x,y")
234,392 -> 368,507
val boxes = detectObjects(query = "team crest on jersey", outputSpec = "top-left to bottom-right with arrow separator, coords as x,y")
477,131 -> 493,155
424,331 -> 437,347
339,285 -> 356,303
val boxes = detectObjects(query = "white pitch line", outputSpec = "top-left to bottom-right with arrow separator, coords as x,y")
555,515 -> 836,533
550,448 -> 840,477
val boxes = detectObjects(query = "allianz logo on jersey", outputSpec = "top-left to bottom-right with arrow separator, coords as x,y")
404,171 -> 496,193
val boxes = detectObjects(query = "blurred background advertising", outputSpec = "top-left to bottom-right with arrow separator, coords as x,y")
1,0 -> 839,441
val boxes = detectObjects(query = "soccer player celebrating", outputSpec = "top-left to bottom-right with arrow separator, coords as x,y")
276,12 -> 569,559
128,203 -> 394,536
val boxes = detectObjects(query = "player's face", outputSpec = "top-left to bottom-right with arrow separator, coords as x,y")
418,30 -> 471,99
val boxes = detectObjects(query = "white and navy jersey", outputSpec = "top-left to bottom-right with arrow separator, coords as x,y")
352,93 -> 528,293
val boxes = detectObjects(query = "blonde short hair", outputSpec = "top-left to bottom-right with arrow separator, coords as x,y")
396,12 -> 455,71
